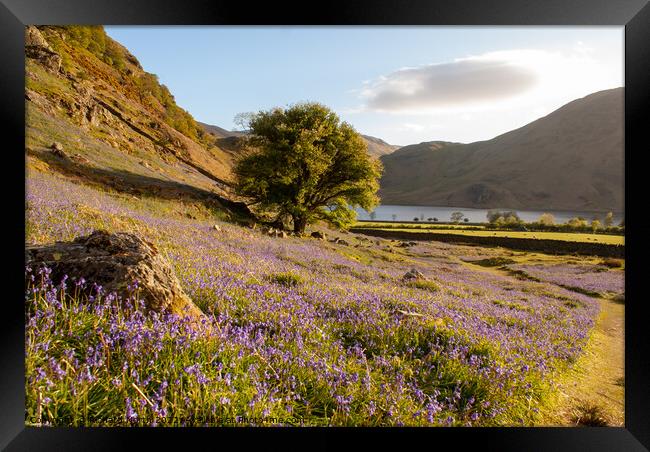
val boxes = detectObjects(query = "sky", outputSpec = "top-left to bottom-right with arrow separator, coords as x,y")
105,26 -> 623,145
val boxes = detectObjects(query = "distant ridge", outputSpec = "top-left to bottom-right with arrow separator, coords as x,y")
198,122 -> 400,159
361,135 -> 401,158
197,121 -> 247,139
379,88 -> 624,213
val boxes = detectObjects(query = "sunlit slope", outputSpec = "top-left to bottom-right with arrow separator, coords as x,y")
380,88 -> 623,212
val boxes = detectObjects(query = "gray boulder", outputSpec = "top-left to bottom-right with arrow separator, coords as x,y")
402,268 -> 426,281
26,230 -> 204,322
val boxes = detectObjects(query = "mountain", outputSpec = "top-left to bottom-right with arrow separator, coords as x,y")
197,122 -> 400,159
24,25 -> 251,216
361,135 -> 401,158
197,121 -> 246,139
379,88 -> 624,212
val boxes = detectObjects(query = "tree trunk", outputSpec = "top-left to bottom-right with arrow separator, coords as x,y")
293,215 -> 308,234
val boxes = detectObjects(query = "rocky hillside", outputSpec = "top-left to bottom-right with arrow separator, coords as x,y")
25,25 -> 249,217
379,88 -> 624,212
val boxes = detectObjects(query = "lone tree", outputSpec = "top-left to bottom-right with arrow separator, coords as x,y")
604,212 -> 614,227
538,213 -> 555,226
450,211 -> 464,223
591,219 -> 602,232
234,103 -> 382,234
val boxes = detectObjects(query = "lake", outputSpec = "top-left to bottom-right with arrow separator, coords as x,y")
355,205 -> 624,224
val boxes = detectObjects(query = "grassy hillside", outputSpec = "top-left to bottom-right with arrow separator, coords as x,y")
379,89 -> 624,212
361,135 -> 401,158
26,169 -> 615,426
25,26 -> 245,215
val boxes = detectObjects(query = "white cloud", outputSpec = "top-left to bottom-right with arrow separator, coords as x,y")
358,49 -> 622,114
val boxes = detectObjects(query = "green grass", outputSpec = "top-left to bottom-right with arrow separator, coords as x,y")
357,221 -> 485,230
406,279 -> 440,292
268,272 -> 304,287
26,60 -> 76,98
472,257 -> 517,267
359,227 -> 624,245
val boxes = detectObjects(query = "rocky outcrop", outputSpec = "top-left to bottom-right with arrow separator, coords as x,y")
26,230 -> 205,321
402,269 -> 426,281
25,88 -> 56,115
50,142 -> 68,159
261,226 -> 288,238
25,26 -> 61,73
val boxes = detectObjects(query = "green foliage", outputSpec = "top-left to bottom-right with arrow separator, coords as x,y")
567,217 -> 588,228
234,102 -> 382,233
538,213 -> 555,226
57,26 -> 125,71
473,257 -> 516,267
406,279 -> 440,292
591,219 -> 602,232
604,212 -> 614,228
314,200 -> 358,230
268,272 -> 304,287
487,210 -> 520,224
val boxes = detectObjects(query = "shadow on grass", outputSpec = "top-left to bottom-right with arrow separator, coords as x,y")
28,148 -> 253,220
570,401 -> 610,426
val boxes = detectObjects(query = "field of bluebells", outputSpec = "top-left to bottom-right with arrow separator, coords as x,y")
26,170 -> 604,426
508,264 -> 624,297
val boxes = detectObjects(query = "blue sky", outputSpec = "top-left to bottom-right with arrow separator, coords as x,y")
105,26 -> 623,145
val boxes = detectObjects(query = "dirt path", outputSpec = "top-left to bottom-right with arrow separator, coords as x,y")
541,295 -> 624,426
445,254 -> 625,426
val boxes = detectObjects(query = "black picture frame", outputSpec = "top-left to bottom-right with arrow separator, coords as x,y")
2,0 -> 649,450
